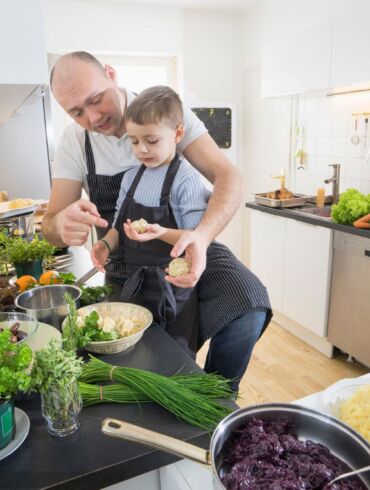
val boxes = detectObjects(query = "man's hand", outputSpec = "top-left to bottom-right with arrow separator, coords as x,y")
165,230 -> 209,288
57,199 -> 108,246
123,219 -> 167,242
91,240 -> 110,272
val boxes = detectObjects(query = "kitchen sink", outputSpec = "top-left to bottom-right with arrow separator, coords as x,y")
292,205 -> 332,220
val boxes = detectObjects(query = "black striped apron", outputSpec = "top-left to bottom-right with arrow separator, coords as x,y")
85,131 -> 272,348
85,131 -> 127,284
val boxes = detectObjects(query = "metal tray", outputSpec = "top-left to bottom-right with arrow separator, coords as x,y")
254,193 -> 307,208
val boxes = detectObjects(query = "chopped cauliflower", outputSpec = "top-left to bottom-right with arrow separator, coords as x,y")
101,316 -> 116,333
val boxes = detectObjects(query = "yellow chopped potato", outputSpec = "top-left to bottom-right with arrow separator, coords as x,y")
340,385 -> 370,442
8,198 -> 33,209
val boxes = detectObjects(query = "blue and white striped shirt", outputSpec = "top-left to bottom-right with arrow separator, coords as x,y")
113,158 -> 211,229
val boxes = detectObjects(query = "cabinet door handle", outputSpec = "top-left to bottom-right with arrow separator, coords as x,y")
365,250 -> 370,257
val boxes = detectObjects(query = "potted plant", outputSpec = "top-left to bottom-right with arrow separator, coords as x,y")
4,235 -> 55,280
0,329 -> 33,449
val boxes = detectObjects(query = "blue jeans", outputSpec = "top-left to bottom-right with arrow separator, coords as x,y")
204,309 -> 267,392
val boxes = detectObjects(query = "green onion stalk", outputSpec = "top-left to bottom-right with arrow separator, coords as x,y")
79,357 -> 233,431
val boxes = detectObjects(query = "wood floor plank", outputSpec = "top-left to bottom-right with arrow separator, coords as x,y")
196,321 -> 369,408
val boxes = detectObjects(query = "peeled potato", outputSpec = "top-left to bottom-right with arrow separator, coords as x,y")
130,218 -> 148,234
168,257 -> 191,277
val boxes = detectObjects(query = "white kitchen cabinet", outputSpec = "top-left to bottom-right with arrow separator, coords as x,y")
330,2 -> 370,88
282,219 -> 332,337
0,0 -> 48,122
250,210 -> 286,312
261,22 -> 332,97
250,210 -> 333,338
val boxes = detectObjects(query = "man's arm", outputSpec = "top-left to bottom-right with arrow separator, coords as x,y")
182,132 -> 243,245
42,179 -> 108,247
167,132 -> 243,287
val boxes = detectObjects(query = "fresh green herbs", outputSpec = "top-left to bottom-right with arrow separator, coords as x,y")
80,285 -> 112,306
331,188 -> 370,224
62,292 -> 82,352
80,311 -> 118,343
32,339 -> 83,393
32,339 -> 83,429
0,329 -> 33,399
79,356 -> 233,431
4,235 -> 56,264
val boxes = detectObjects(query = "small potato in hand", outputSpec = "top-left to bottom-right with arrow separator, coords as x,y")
168,257 -> 191,277
131,218 -> 148,234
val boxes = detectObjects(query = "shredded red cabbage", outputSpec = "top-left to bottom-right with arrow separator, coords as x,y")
221,417 -> 366,490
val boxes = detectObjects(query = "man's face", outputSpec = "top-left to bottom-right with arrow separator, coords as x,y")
52,62 -> 124,137
126,120 -> 183,168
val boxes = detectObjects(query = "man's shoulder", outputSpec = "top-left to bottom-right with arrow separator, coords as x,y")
61,122 -> 85,145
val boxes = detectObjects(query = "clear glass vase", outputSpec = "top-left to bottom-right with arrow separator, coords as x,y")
41,380 -> 81,437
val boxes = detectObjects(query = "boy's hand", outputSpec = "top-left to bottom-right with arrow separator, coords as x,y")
91,241 -> 110,272
123,219 -> 167,242
165,230 -> 209,288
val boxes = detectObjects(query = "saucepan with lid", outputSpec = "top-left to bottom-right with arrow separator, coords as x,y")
102,403 -> 370,489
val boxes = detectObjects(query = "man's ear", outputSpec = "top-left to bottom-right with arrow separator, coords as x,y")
175,124 -> 184,143
104,64 -> 117,84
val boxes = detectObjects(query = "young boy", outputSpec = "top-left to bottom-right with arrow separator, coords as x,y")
91,86 -> 211,358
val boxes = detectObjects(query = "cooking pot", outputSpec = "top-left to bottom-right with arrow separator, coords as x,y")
102,403 -> 370,489
15,284 -> 81,330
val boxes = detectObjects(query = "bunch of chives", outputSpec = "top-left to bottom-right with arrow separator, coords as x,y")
79,357 -> 233,430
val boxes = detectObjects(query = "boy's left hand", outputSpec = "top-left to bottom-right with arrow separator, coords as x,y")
123,219 -> 167,242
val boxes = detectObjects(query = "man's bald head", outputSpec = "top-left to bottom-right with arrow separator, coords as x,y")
50,51 -> 107,91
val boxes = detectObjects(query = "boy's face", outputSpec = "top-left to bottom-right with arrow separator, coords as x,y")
126,120 -> 184,168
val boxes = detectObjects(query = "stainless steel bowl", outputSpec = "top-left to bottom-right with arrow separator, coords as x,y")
15,284 -> 81,330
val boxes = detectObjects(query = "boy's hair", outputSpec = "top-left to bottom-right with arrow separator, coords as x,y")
125,86 -> 183,129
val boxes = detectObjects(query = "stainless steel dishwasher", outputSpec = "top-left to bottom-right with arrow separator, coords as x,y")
327,230 -> 370,367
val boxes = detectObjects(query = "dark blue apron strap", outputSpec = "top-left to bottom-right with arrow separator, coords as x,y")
120,266 -> 148,300
155,267 -> 177,325
160,154 -> 181,206
126,164 -> 146,199
85,130 -> 96,175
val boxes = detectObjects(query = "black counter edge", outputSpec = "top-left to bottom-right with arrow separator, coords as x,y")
42,432 -> 210,490
245,202 -> 370,239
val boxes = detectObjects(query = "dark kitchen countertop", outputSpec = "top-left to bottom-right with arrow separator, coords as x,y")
0,246 -> 234,490
245,202 -> 370,239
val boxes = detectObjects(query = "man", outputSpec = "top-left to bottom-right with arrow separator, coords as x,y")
43,51 -> 271,395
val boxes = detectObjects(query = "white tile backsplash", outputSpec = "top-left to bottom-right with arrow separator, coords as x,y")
294,92 -> 370,196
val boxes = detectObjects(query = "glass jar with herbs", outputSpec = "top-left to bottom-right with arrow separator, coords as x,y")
32,340 -> 83,437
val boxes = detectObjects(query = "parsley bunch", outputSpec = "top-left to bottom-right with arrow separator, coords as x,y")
0,329 -> 33,399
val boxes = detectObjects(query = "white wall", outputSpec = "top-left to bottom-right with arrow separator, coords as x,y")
41,0 -> 243,258
239,0 -> 368,265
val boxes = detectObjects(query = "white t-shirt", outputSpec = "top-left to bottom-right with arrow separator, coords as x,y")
51,89 -> 207,195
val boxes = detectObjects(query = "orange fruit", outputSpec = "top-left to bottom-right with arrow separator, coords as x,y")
39,270 -> 61,285
15,275 -> 38,292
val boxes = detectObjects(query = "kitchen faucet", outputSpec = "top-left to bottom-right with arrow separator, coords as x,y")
324,164 -> 341,204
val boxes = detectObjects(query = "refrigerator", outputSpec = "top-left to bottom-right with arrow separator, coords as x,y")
0,86 -> 53,200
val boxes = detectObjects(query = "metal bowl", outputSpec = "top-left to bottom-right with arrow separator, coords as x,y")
15,284 -> 81,330
0,311 -> 38,344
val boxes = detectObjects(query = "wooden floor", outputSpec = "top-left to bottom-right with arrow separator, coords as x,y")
196,321 -> 369,408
